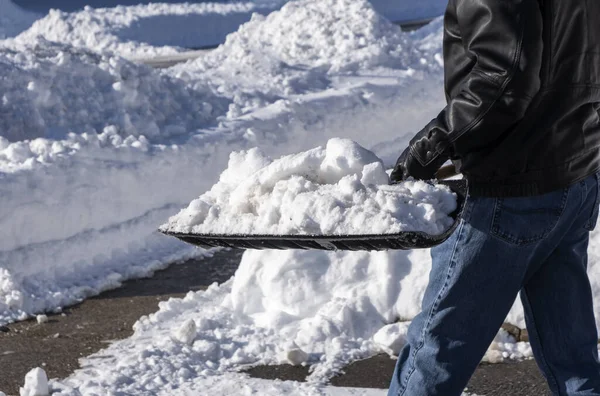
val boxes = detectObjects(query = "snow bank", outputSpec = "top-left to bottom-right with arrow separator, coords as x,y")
7,0 -> 447,57
14,1 -> 286,58
0,0 -> 40,39
162,139 -> 456,236
0,39 -> 218,145
168,0 -> 442,116
0,76 -> 444,325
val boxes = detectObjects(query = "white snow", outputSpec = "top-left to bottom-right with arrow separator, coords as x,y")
0,0 -> 41,39
36,314 -> 49,324
167,0 -> 440,117
285,347 -> 309,365
13,2 -> 286,58
4,0 -> 446,58
48,278 -> 490,394
20,367 -> 49,396
0,0 -> 447,325
0,39 -> 217,144
373,322 -> 410,355
161,139 -> 456,236
172,318 -> 198,346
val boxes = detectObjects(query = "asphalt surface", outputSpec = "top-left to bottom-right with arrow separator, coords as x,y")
0,249 -> 549,395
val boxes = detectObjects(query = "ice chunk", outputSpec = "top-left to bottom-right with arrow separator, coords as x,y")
20,367 -> 49,396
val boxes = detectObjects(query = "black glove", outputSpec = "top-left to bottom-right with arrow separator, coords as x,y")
390,146 -> 441,183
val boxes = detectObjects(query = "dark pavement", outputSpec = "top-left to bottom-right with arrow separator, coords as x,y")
0,249 -> 548,395
246,355 -> 549,395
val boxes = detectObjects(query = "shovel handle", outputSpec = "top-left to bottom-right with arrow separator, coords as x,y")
435,164 -> 459,180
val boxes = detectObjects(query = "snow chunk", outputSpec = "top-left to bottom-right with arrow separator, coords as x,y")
36,315 -> 48,324
286,348 -> 309,365
170,0 -> 419,116
20,367 -> 49,396
162,139 -> 456,236
283,342 -> 309,365
373,322 -> 410,355
483,328 -> 533,363
172,319 -> 197,345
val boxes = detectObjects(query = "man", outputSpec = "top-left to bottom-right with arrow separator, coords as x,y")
388,0 -> 600,395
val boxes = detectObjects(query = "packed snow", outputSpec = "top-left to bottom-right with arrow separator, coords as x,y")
162,139 -> 457,236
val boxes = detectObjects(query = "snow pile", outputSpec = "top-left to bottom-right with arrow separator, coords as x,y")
0,0 -> 40,39
14,1 -> 285,58
0,0 -> 448,325
0,39 -> 218,146
49,249 -> 530,395
7,0 -> 448,58
212,0 -> 407,73
169,0 -> 436,116
163,139 -> 456,236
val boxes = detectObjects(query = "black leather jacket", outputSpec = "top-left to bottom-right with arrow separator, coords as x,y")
408,0 -> 600,196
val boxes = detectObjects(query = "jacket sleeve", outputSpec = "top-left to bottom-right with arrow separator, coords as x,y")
408,0 -> 544,173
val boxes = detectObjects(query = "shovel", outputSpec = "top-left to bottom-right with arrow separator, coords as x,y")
161,165 -> 466,251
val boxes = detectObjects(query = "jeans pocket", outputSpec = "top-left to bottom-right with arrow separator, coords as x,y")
584,172 -> 600,231
490,187 -> 569,246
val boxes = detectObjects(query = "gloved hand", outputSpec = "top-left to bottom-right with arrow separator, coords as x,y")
390,146 -> 441,183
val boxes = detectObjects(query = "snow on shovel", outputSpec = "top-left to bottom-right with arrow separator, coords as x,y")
160,139 -> 466,251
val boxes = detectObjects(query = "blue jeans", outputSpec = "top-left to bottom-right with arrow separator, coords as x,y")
388,173 -> 600,396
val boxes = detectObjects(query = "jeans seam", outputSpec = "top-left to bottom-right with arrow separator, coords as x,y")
397,219 -> 465,396
521,288 -> 563,395
583,172 -> 600,230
